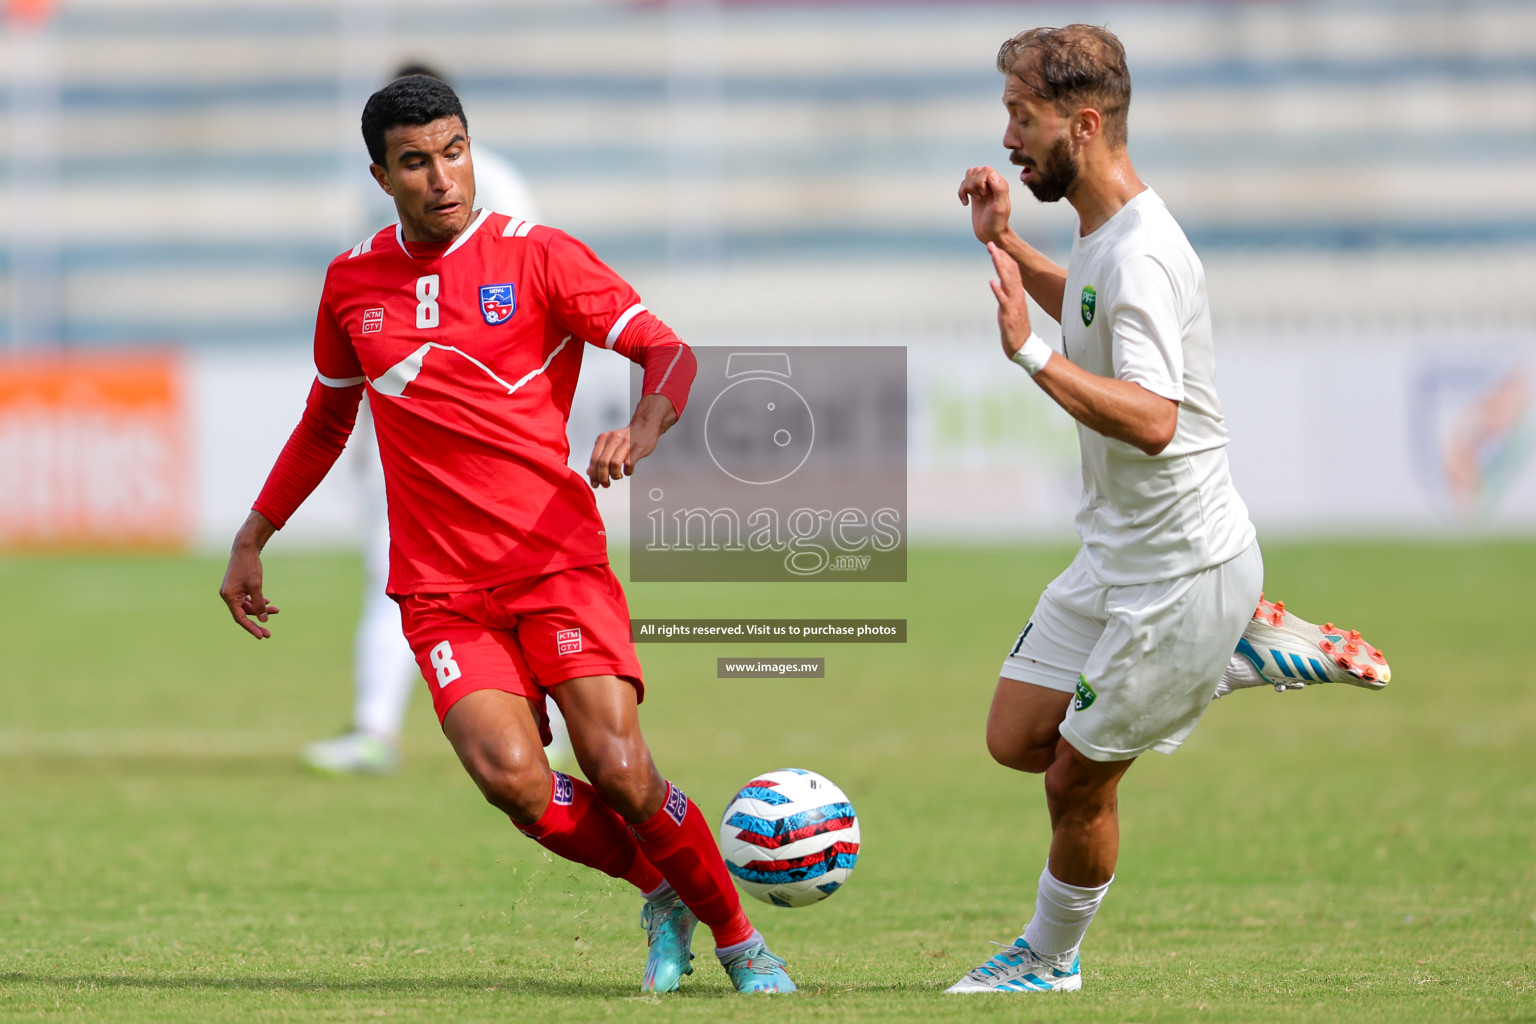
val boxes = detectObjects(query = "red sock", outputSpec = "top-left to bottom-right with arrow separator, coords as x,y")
630,781 -> 755,948
517,771 -> 664,893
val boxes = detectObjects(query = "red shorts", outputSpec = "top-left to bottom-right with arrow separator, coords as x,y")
399,563 -> 644,731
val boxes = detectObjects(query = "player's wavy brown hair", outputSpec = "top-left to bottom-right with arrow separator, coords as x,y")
997,25 -> 1131,148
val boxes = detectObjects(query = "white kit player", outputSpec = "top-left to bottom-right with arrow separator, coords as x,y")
303,63 -> 569,775
948,25 -> 1391,993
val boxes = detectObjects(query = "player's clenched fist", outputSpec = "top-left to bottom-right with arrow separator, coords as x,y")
958,165 -> 1014,246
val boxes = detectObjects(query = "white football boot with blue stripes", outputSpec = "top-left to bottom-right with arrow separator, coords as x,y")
946,938 -> 1081,993
1215,594 -> 1391,698
301,731 -> 398,775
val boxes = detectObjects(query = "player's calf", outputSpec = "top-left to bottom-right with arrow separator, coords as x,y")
1040,747 -> 1131,886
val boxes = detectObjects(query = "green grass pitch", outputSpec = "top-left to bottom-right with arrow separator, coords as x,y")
0,541 -> 1532,1022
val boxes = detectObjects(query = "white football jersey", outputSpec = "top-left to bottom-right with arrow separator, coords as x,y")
1058,187 -> 1255,585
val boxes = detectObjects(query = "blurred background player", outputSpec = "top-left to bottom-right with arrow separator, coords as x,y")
302,62 -> 574,775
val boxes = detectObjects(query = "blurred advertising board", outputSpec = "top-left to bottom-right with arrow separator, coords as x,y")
0,351 -> 191,548
4,337 -> 1533,553
905,337 -> 1536,538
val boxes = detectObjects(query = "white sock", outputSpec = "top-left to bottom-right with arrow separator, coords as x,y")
1022,865 -> 1112,961
643,881 -> 676,903
1213,652 -> 1265,699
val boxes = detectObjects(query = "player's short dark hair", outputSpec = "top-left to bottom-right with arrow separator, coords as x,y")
361,74 -> 468,166
394,62 -> 444,82
997,24 -> 1131,148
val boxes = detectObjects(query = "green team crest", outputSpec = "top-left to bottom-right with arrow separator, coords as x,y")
1080,285 -> 1098,327
1073,674 -> 1097,711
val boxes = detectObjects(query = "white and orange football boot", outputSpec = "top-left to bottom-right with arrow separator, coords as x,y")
1214,594 -> 1391,698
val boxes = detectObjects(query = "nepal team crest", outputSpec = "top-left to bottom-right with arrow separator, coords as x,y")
480,283 -> 517,325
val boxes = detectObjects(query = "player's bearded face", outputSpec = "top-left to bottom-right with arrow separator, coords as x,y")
1012,132 -> 1079,205
1001,77 -> 1080,205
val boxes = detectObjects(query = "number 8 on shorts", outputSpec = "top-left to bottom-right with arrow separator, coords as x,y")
430,640 -> 462,688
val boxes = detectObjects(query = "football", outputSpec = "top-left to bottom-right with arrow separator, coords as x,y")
718,768 -> 860,907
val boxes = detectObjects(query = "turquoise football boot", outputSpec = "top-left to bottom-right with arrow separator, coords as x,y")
640,890 -> 697,992
719,938 -> 797,994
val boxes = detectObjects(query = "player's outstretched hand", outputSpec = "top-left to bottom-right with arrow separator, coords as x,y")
219,511 -> 280,639
988,241 -> 1033,359
959,166 -> 1013,245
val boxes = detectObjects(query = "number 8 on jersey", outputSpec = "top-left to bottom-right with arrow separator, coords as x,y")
416,274 -> 440,329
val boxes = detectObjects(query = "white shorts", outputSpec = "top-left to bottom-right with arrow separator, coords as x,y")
999,540 -> 1264,762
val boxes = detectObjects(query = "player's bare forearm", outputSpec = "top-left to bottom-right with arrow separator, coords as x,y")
995,228 -> 1067,323
219,511 -> 281,639
631,392 -> 678,437
987,240 -> 1174,455
1032,357 -> 1178,456
588,393 -> 678,488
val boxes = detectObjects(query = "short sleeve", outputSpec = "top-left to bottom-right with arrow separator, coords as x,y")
314,269 -> 365,387
1106,254 -> 1185,403
543,230 -> 645,348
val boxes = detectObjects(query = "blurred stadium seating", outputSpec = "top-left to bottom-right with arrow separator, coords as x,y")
2,0 -> 1534,546
2,0 -> 1533,345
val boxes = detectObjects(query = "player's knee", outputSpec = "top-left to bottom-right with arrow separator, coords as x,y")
985,718 -> 1055,773
464,745 -> 550,822
582,743 -> 664,821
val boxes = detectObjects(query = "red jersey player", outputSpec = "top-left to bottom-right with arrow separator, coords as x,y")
217,74 -> 796,995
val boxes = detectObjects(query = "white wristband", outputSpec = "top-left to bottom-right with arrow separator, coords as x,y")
1010,332 -> 1053,375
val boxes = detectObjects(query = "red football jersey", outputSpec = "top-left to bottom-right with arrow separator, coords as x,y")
255,210 -> 694,595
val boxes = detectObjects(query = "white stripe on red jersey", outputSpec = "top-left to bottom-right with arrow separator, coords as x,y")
605,303 -> 647,349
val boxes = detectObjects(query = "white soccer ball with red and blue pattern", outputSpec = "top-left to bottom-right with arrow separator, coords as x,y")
718,768 -> 859,908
